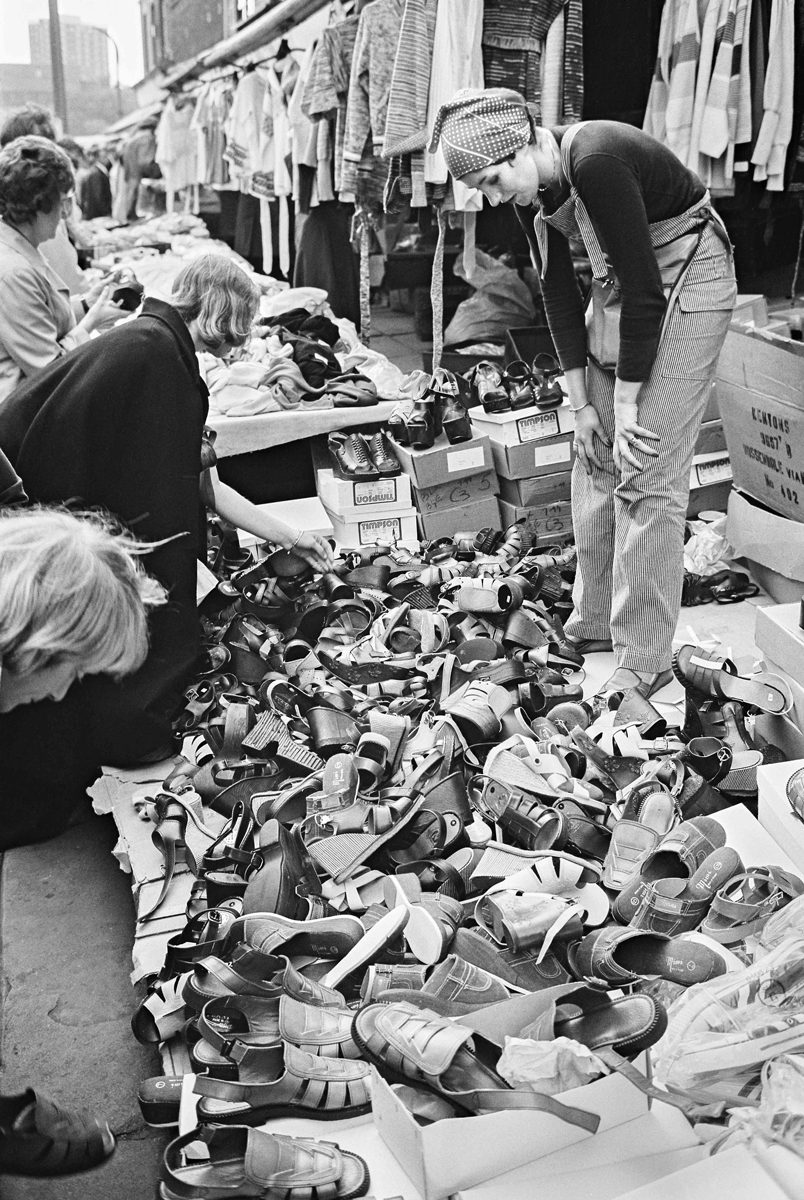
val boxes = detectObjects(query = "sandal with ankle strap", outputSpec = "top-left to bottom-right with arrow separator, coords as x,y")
0,1089 -> 115,1177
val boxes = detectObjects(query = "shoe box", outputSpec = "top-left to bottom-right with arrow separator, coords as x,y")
391,431 -> 494,490
727,490 -> 804,603
471,399 -> 576,448
489,432 -> 575,481
236,496 -> 334,549
324,504 -> 419,550
498,471 -> 572,508
417,494 -> 502,541
371,990 -> 650,1200
316,467 -> 413,513
695,418 -> 726,456
758,758 -> 804,875
498,497 -> 573,548
755,603 -> 804,688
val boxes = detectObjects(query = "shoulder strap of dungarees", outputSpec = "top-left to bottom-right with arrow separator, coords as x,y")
534,121 -> 609,281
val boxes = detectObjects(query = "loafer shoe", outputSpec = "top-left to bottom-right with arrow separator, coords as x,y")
378,952 -> 511,1015
569,925 -> 728,988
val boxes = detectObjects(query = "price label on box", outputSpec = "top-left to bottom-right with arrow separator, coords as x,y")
352,479 -> 399,506
517,410 -> 561,442
447,445 -> 486,473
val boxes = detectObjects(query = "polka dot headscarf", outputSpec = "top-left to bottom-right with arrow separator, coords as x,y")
429,88 -> 533,180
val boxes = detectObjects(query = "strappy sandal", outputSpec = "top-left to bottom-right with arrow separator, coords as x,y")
700,865 -> 804,946
672,645 -> 792,714
183,947 -> 342,1014
351,1001 -> 597,1127
192,992 -> 360,1070
503,360 -> 538,409
0,1089 -> 115,1177
160,1125 -> 371,1200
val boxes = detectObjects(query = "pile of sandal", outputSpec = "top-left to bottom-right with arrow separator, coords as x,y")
130,518 -> 804,1196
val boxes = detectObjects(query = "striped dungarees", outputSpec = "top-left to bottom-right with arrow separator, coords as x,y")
538,130 -> 737,673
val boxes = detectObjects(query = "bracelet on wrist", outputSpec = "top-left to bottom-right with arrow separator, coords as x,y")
288,529 -> 304,552
569,401 -> 590,413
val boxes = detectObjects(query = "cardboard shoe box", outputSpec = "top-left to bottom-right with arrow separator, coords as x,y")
323,503 -> 418,549
490,432 -> 575,481
716,322 -> 804,524
391,432 -> 494,490
695,418 -> 726,456
371,988 -> 650,1200
418,494 -> 502,541
499,469 -> 573,508
727,490 -> 804,603
758,758 -> 804,874
498,497 -> 573,547
471,400 -> 576,446
316,467 -> 412,513
755,603 -> 804,687
413,468 -> 499,516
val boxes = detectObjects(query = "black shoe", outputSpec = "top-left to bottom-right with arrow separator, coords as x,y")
565,634 -> 614,655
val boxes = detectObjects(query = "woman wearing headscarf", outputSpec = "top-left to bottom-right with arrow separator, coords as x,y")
432,89 -> 737,697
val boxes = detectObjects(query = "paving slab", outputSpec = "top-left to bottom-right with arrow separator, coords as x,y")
0,808 -> 165,1200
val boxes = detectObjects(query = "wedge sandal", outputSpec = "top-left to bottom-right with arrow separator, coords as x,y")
672,645 -> 792,714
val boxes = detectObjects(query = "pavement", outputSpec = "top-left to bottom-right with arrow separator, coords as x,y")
0,808 -> 164,1200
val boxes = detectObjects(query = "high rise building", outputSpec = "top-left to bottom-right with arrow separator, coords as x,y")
29,14 -> 110,86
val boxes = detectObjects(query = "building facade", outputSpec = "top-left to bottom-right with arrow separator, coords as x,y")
29,15 -> 110,86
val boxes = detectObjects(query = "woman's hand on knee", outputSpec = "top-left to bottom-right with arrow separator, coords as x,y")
612,400 -> 659,472
572,406 -> 611,475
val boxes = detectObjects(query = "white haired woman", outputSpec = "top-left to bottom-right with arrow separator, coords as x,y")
0,253 -> 333,791
432,90 -> 737,698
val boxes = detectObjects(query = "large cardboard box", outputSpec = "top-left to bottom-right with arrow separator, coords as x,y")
716,323 -> 804,523
499,469 -> 573,508
417,494 -> 502,541
490,432 -> 575,480
316,467 -> 412,513
758,758 -> 804,875
413,469 -> 499,518
755,603 -> 804,687
471,401 -> 575,446
498,497 -> 573,547
371,988 -> 650,1200
727,490 -> 804,603
391,432 -> 494,490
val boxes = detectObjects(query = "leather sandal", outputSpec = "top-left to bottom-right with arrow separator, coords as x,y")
183,948 -> 341,1014
0,1089 -> 115,1177
503,360 -> 538,409
193,1043 -> 372,1125
700,866 -> 804,946
470,360 -> 510,413
160,1125 -> 371,1200
351,1001 -> 597,1126
241,819 -> 322,918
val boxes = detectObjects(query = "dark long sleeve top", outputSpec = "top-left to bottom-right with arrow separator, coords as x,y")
517,121 -> 705,380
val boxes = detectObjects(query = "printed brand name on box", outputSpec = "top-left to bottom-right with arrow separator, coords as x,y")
358,518 -> 402,545
352,479 -> 398,505
517,410 -> 560,442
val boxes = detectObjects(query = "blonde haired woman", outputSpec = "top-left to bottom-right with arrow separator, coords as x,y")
0,253 -> 332,798
0,505 -> 164,1176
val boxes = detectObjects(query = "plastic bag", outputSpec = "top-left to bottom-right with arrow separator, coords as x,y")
683,511 -> 735,575
709,1054 -> 804,1158
654,935 -> 804,1108
444,249 -> 536,347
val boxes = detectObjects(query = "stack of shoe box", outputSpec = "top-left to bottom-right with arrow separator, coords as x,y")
390,431 -> 502,541
311,439 -> 419,549
470,399 -> 576,548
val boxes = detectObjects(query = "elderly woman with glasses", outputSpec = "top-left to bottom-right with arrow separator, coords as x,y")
0,136 -> 122,404
0,252 -> 333,812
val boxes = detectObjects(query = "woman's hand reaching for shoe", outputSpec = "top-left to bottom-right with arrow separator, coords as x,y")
79,283 -> 125,334
286,530 -> 335,574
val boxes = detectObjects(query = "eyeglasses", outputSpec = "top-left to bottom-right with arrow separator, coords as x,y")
786,767 -> 804,823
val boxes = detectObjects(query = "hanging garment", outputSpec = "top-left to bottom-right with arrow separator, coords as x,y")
424,0 -> 484,211
253,55 -> 300,276
751,0 -> 796,188
697,0 -> 754,189
156,95 -> 199,212
735,0 -> 771,170
288,45 -> 319,205
383,0 -> 438,155
293,202 -> 360,326
540,8 -> 565,126
303,16 -> 360,196
562,0 -> 584,122
341,0 -> 406,200
225,69 -> 266,181
481,0 -> 566,105
643,0 -> 696,151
